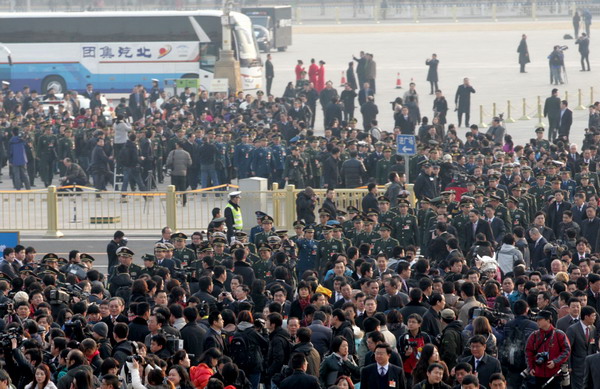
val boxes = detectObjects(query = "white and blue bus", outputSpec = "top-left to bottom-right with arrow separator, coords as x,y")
0,10 -> 263,94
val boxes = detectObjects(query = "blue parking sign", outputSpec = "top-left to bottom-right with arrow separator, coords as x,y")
396,135 -> 416,155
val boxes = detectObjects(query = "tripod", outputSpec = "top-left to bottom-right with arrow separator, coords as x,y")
143,169 -> 164,214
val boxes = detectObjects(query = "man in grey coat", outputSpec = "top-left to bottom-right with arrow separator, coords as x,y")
166,140 -> 192,205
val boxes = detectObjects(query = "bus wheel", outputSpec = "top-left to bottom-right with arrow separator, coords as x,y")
42,76 -> 66,94
181,73 -> 199,79
277,46 -> 287,52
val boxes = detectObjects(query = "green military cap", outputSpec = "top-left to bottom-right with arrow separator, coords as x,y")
303,225 -> 315,232
551,178 -> 561,183
536,173 -> 547,179
235,231 -> 248,237
535,127 -> 545,133
398,199 -> 410,207
276,230 -> 288,237
473,191 -> 485,198
581,174 -> 590,179
322,225 -> 334,232
379,223 -> 392,231
352,215 -> 363,222
347,205 -> 360,213
81,253 -> 95,262
213,237 -> 228,246
510,185 -> 521,191
19,268 -> 37,277
377,196 -> 390,203
336,210 -> 347,217
142,254 -> 155,262
201,244 -> 214,253
290,145 -> 298,151
258,242 -> 272,251
170,232 -> 188,241
42,253 -> 59,263
418,160 -> 432,168
230,242 -> 244,250
488,174 -> 500,181
293,220 -> 306,228
522,166 -> 532,171
460,196 -> 474,204
489,194 -> 502,201
383,147 -> 392,153
261,215 -> 274,224
366,208 -> 379,216
164,242 -> 175,251
507,196 -> 518,204
420,197 -> 430,204
116,247 -> 134,257
319,209 -> 332,217
440,190 -> 455,196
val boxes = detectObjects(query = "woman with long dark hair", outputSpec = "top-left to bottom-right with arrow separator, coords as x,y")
168,365 -> 194,389
25,364 -> 56,389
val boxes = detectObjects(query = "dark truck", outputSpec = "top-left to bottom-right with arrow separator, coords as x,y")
242,6 -> 292,52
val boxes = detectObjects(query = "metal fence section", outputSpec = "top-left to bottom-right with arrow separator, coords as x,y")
1,0 -> 595,22
0,184 -> 414,235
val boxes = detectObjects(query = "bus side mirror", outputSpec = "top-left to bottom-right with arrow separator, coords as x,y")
7,55 -> 11,66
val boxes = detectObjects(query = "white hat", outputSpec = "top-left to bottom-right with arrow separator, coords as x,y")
151,78 -> 159,82
229,191 -> 242,198
2,81 -> 9,86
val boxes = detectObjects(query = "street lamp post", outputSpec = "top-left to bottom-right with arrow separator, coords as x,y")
213,0 -> 242,96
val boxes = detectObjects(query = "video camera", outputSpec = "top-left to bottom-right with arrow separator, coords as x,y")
472,306 -> 514,327
0,326 -> 23,348
49,283 -> 90,305
0,303 -> 14,317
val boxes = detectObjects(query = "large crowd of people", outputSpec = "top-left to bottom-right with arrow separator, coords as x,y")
3,51 -> 600,389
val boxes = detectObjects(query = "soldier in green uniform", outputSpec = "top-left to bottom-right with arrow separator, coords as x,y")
57,128 -> 75,176
284,145 -> 307,188
110,247 -> 143,281
529,174 -> 551,213
314,210 -> 333,241
342,206 -> 360,235
576,174 -> 597,200
332,223 -> 353,253
416,198 -> 435,252
392,199 -> 420,248
507,196 -> 528,230
532,127 -> 550,152
452,197 -> 473,246
442,190 -> 460,218
36,253 -> 66,283
171,232 -> 197,267
545,162 -> 560,183
37,125 -> 58,186
489,195 -> 512,232
152,128 -> 165,184
304,137 -> 321,188
212,237 -> 232,264
577,163 -> 600,192
347,215 -> 364,244
316,225 -> 343,275
254,243 -> 274,280
375,148 -> 394,185
377,196 -> 397,227
372,223 -> 400,258
486,175 -> 507,202
254,215 -> 277,247
354,217 -> 379,247
472,191 -> 486,214
510,185 -> 530,219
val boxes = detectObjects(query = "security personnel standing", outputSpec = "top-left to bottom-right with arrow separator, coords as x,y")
297,225 -> 318,278
489,194 -> 512,233
254,215 -> 277,247
343,206 -> 360,234
171,232 -> 197,267
375,148 -> 394,185
372,223 -> 399,258
38,125 -> 58,186
414,160 -> 439,200
452,197 -> 473,245
332,224 -> 352,253
354,217 -> 379,247
152,129 -> 165,184
417,198 -> 435,251
139,254 -> 159,278
284,145 -> 307,188
392,199 -> 420,247
507,196 -> 528,230
233,133 -> 254,179
57,128 -> 75,176
377,196 -> 397,227
290,220 -> 306,246
224,191 -> 243,243
250,137 -> 273,180
316,225 -> 343,275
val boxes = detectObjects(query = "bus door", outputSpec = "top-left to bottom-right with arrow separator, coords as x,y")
199,42 -> 218,89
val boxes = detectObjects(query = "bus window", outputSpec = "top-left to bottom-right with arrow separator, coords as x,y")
199,42 -> 218,73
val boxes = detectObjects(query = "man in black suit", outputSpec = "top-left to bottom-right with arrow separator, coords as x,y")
202,311 -> 226,353
459,335 -> 502,389
360,343 -> 406,389
362,183 -> 379,212
395,106 -> 415,135
583,352 -> 600,389
566,306 -> 598,388
558,99 -> 573,141
557,297 -> 581,332
462,210 -> 494,253
547,190 -> 571,232
581,207 -> 600,251
544,88 -> 561,142
529,227 -> 549,270
265,54 -> 274,96
102,297 -> 129,345
279,353 -> 321,389
180,307 -> 206,366
587,274 -> 600,313
484,205 -> 505,247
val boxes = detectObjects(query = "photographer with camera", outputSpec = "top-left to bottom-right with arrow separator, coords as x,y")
548,46 -> 566,85
524,310 -> 571,389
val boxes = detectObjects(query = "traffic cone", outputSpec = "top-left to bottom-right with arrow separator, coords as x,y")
395,73 -> 402,89
340,71 -> 347,87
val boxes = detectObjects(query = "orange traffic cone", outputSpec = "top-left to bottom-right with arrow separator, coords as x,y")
395,73 -> 402,89
340,71 -> 347,87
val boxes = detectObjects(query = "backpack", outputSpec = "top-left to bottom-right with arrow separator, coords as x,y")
499,320 -> 528,371
229,329 -> 262,372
